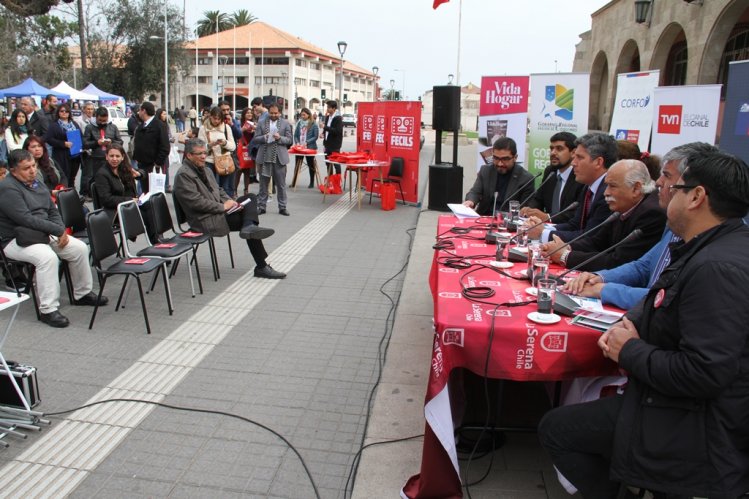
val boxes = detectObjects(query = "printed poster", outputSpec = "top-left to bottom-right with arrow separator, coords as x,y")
650,85 -> 721,157
719,60 -> 749,164
477,76 -> 529,171
608,70 -> 660,151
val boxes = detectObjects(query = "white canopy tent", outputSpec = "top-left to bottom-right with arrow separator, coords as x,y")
52,81 -> 98,102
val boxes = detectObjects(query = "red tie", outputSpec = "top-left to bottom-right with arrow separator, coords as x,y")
580,189 -> 593,227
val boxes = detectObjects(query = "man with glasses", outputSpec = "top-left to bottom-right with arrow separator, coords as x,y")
463,137 -> 535,216
564,142 -> 717,309
539,150 -> 749,498
173,138 -> 286,279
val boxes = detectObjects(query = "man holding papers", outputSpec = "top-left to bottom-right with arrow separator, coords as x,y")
539,150 -> 749,498
173,138 -> 286,280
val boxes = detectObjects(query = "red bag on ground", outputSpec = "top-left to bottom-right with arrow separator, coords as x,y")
380,183 -> 396,211
319,174 -> 343,194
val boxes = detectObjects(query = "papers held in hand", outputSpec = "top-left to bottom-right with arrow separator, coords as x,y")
137,191 -> 154,206
447,203 -> 480,220
226,197 -> 251,215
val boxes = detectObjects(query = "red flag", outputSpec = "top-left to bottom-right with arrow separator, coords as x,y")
433,0 -> 449,8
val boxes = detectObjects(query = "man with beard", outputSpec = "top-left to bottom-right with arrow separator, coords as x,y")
520,132 -> 584,224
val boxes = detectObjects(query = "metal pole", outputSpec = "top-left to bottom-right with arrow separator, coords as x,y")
195,32 -> 198,109
164,0 -> 168,111
232,28 -> 237,111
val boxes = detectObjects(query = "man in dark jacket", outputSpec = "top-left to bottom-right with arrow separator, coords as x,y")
82,107 -> 123,194
538,150 -> 749,498
133,101 -> 169,193
19,96 -> 48,138
541,159 -> 666,271
321,100 -> 343,174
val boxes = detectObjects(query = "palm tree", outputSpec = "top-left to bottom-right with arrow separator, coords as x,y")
231,9 -> 257,27
196,10 -> 232,37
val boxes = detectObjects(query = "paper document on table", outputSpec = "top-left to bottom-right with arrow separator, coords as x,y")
447,203 -> 480,220
572,308 -> 624,332
569,295 -> 604,311
227,197 -> 251,214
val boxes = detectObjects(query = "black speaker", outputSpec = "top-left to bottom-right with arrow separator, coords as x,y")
428,163 -> 463,211
432,85 -> 460,132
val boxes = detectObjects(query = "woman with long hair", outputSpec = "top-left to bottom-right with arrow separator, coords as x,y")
198,106 -> 236,197
235,107 -> 256,196
44,102 -> 83,190
94,142 -> 144,221
156,107 -> 176,193
5,108 -> 29,152
23,135 -> 67,199
293,107 -> 319,188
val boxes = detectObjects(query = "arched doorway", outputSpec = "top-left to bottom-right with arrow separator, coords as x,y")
590,50 -> 609,131
651,22 -> 688,84
707,2 -> 749,89
616,39 -> 641,75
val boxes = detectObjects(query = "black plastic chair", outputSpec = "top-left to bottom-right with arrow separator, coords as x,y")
149,192 -> 206,294
56,188 -> 88,242
369,157 -> 406,205
117,200 -> 197,298
86,209 -> 171,335
0,241 -> 40,319
172,193 -> 231,280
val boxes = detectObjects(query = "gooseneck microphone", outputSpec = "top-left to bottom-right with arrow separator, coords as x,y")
558,229 -> 643,277
497,171 -> 543,213
518,172 -> 557,208
511,201 -> 579,242
545,211 -> 621,258
490,191 -> 499,226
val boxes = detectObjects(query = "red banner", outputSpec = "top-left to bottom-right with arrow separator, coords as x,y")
357,101 -> 421,204
479,76 -> 530,115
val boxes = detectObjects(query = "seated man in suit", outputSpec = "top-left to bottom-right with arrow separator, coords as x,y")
520,131 -> 584,224
526,132 -> 617,242
541,159 -> 666,271
463,137 -> 535,216
173,138 -> 286,280
0,150 -> 108,328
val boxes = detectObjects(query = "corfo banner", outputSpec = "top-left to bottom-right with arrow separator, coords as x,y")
609,70 -> 660,150
528,73 -> 589,176
651,85 -> 721,157
719,60 -> 749,164
477,76 -> 529,171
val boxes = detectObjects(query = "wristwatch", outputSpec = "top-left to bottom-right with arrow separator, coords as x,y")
560,248 -> 571,266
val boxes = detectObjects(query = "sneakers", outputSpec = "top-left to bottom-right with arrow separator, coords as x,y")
254,265 -> 286,279
4,278 -> 28,292
73,291 -> 110,306
279,209 -> 290,216
40,310 -> 70,328
258,208 -> 266,215
239,225 -> 274,240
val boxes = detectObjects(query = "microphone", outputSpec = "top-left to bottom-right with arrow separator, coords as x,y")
511,201 -> 579,242
498,171 -> 543,213
545,211 -> 621,258
490,191 -> 499,227
518,172 -> 557,208
558,229 -> 643,277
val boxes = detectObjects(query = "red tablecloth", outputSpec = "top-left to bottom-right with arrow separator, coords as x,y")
401,215 -> 619,499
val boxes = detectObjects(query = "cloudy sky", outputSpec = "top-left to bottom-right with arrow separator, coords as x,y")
183,0 -> 611,98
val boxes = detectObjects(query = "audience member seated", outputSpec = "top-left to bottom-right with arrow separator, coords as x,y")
173,138 -> 286,280
0,150 -> 108,328
94,143 -> 145,222
23,135 -> 67,200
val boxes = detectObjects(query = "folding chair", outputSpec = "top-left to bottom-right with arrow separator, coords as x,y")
117,200 -> 197,298
86,209 -> 171,334
56,188 -> 88,242
149,192 -> 206,294
0,242 -> 39,319
369,156 -> 406,205
172,193 -> 231,280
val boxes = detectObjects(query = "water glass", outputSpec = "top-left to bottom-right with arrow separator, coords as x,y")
537,279 -> 557,315
515,229 -> 529,248
496,233 -> 512,261
508,200 -> 520,222
532,255 -> 550,287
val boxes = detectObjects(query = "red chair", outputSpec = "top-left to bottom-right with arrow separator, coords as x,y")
369,157 -> 406,206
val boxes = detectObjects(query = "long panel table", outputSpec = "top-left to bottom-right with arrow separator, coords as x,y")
401,215 -> 619,498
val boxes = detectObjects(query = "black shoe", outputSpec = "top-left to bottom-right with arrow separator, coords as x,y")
74,291 -> 109,307
308,184 -> 314,189
258,208 -> 266,215
239,225 -> 274,240
254,265 -> 286,279
4,278 -> 28,292
279,209 -> 290,216
40,310 -> 70,328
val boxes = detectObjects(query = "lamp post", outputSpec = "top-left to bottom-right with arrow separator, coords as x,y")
447,73 -> 454,85
219,55 -> 228,101
337,41 -> 347,107
372,65 -> 379,100
389,79 -> 395,101
281,71 -> 287,115
149,0 -> 168,110
394,68 -> 406,101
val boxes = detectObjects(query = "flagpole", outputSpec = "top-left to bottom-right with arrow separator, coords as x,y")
261,41 -> 264,97
233,28 -> 237,111
456,0 -> 462,85
248,31 -> 252,105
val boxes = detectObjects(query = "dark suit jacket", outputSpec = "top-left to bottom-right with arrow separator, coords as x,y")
27,111 -> 49,137
566,191 -> 666,272
526,165 -> 585,224
83,123 -> 123,159
93,165 -> 140,216
550,175 -> 612,242
322,115 -> 343,152
465,164 -> 536,216
133,117 -> 170,167
173,159 -> 232,237
44,120 -> 82,180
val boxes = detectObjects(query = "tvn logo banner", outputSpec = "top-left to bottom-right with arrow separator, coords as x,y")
651,85 -> 721,156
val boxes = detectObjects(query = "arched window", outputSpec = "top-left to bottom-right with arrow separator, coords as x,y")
665,42 -> 688,86
718,25 -> 749,95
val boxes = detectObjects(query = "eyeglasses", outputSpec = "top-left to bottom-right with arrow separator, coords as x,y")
492,155 -> 515,163
668,184 -> 698,194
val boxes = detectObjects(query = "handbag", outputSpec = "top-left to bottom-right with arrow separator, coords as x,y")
214,153 -> 236,176
15,226 -> 50,247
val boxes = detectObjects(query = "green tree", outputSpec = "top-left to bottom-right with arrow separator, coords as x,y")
230,9 -> 256,27
196,10 -> 231,37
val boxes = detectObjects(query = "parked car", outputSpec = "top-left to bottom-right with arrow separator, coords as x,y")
106,107 -> 129,133
342,113 -> 356,127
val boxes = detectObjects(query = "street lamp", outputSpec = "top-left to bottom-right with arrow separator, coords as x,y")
337,41 -> 347,106
389,79 -> 395,101
219,55 -> 228,101
281,71 -> 287,114
447,74 -> 454,85
372,66 -> 379,100
149,1 -> 168,110
394,68 -> 406,101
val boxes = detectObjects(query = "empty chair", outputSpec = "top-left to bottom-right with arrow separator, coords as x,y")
56,188 -> 88,242
117,200 -> 197,298
369,157 -> 406,206
86,209 -> 171,334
